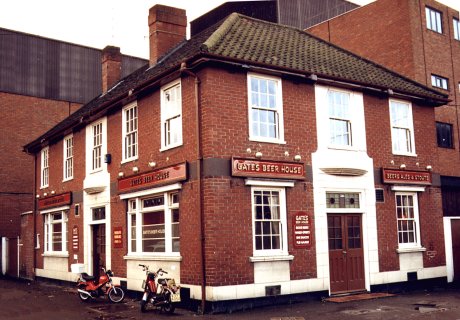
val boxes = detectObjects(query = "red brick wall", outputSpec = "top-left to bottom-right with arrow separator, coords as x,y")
197,67 -> 318,285
308,0 -> 460,177
0,92 -> 80,277
364,93 -> 445,271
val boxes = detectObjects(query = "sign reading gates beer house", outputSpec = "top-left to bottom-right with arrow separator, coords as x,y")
118,163 -> 187,193
232,157 -> 305,180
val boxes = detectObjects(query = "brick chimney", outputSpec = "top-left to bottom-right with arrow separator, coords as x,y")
101,46 -> 122,93
148,5 -> 187,66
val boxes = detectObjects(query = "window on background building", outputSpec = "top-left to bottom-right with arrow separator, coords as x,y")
41,147 -> 49,188
248,73 -> 284,143
454,18 -> 460,40
128,192 -> 180,255
251,187 -> 288,256
389,100 -> 415,155
122,103 -> 138,162
395,193 -> 421,249
328,90 -> 352,146
436,122 -> 453,148
92,122 -> 103,171
63,135 -> 73,181
161,81 -> 182,150
431,74 -> 448,90
426,7 -> 443,33
44,211 -> 68,253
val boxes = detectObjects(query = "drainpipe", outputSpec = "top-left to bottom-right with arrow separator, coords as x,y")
180,62 -> 205,314
32,153 -> 37,279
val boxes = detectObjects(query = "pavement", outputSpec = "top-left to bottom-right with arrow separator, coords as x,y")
1,276 -> 460,320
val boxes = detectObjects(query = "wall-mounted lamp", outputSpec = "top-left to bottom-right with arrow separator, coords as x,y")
118,172 -> 124,178
255,151 -> 263,159
294,154 -> 302,162
390,160 -> 395,165
148,161 -> 156,168
36,194 -> 40,199
43,192 -> 48,197
51,190 -> 55,195
132,166 -> 139,173
246,148 -> 252,154
426,165 -> 432,171
284,151 -> 290,157
400,164 -> 406,169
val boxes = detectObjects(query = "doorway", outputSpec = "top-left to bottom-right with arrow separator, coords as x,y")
327,214 -> 365,294
91,224 -> 106,277
452,219 -> 460,282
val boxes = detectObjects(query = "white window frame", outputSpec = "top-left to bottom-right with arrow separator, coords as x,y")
328,89 -> 352,147
251,187 -> 288,257
122,102 -> 138,163
127,191 -> 180,256
454,18 -> 460,40
63,135 -> 73,181
389,99 -> 416,156
431,74 -> 448,90
43,210 -> 68,254
160,80 -> 182,151
426,7 -> 443,34
40,147 -> 49,188
395,192 -> 421,249
91,122 -> 103,172
247,73 -> 285,144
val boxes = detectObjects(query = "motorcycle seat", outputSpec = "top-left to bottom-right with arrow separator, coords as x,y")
158,278 -> 168,285
81,273 -> 96,281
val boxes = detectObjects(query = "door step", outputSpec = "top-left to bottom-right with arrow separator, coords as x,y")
325,292 -> 395,303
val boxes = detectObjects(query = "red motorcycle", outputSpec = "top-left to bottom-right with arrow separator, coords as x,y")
139,264 -> 181,313
77,267 -> 125,303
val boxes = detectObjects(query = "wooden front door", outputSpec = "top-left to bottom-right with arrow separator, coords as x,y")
328,214 -> 365,294
92,224 -> 106,277
452,220 -> 460,282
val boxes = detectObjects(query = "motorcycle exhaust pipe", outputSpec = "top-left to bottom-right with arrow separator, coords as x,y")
78,289 -> 93,298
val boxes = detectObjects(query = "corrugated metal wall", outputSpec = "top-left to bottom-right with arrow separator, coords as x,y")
0,28 -> 147,104
277,0 -> 358,29
190,0 -> 359,37
191,1 -> 277,37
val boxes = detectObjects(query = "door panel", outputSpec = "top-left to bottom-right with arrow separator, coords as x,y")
452,220 -> 460,282
328,214 -> 365,294
92,224 -> 106,277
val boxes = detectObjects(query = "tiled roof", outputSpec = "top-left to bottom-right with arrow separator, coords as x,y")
24,13 -> 448,151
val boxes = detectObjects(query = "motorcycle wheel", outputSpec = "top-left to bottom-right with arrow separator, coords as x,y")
78,285 -> 91,302
140,300 -> 148,313
108,286 -> 125,303
162,303 -> 176,314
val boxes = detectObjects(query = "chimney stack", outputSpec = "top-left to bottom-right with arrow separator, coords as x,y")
148,5 -> 187,66
101,46 -> 122,93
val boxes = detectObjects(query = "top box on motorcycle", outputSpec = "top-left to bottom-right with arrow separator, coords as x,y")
71,263 -> 85,274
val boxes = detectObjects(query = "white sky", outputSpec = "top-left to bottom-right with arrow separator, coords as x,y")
1,0 -> 459,59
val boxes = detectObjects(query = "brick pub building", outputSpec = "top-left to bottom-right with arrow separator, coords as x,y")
23,4 -> 450,312
307,0 -> 460,284
0,28 -> 146,277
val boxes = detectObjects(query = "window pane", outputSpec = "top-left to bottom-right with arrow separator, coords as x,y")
142,211 -> 165,252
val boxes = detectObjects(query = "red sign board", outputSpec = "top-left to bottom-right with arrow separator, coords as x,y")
382,168 -> 432,185
72,226 -> 79,252
38,192 -> 72,210
118,163 -> 187,193
113,227 -> 123,248
292,212 -> 312,249
232,157 -> 304,180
